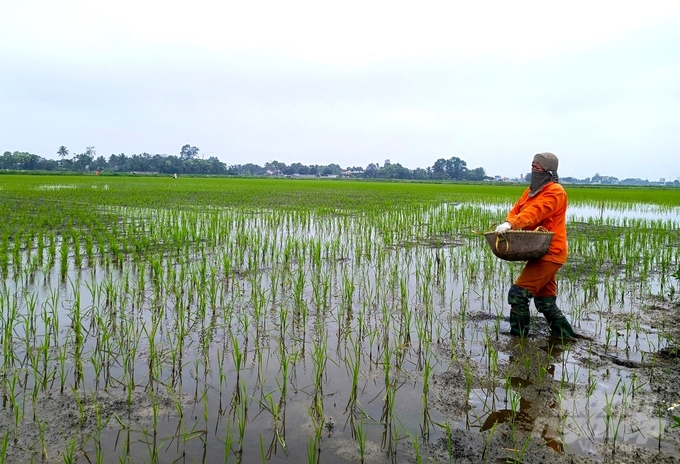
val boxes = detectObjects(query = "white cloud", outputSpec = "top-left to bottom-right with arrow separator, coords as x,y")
6,1 -> 680,61
1,1 -> 680,179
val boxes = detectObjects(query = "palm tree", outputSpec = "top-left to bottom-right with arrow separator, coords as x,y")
57,146 -> 69,159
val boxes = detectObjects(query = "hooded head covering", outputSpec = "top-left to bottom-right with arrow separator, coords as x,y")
529,152 -> 559,196
533,152 -> 558,172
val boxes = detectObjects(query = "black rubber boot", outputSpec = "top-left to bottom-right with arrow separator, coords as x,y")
508,285 -> 533,337
534,296 -> 575,339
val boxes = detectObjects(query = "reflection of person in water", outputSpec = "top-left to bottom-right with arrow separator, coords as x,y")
480,338 -> 565,453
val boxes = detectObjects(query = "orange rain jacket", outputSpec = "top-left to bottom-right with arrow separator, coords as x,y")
505,182 -> 568,264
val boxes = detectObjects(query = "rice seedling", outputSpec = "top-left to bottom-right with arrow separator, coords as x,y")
355,418 -> 367,463
344,335 -> 362,414
62,436 -> 78,464
420,353 -> 433,438
507,432 -> 532,464
602,378 -> 622,447
310,335 -> 328,422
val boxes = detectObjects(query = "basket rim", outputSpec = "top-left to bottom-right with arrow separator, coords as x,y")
483,229 -> 554,236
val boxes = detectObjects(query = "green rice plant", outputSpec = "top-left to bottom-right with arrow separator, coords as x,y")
670,412 -> 680,455
59,233 -> 70,276
89,393 -> 107,464
604,326 -> 614,353
406,428 -> 422,464
259,434 -> 266,464
463,358 -> 475,409
0,233 -> 9,275
610,378 -> 633,455
439,420 -> 454,463
62,436 -> 78,464
507,432 -> 532,464
310,335 -> 328,421
83,232 -> 94,264
292,266 -> 306,312
11,385 -> 22,444
38,420 -> 49,462
231,334 -> 244,397
236,380 -> 248,459
72,386 -> 87,426
306,433 -> 320,464
341,268 -> 355,313
72,233 -> 82,269
421,354 -> 432,438
344,335 -> 362,413
586,372 -> 597,398
479,415 -> 498,463
57,343 -> 68,394
355,418 -> 367,463
11,231 -> 23,275
508,388 -> 521,421
306,405 -> 324,464
379,348 -> 401,457
147,389 -> 162,462
260,392 -> 287,457
603,378 -> 622,447
223,420 -> 234,464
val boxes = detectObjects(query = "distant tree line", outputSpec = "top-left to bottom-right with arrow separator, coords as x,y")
2,145 -> 490,181
6,145 -> 676,184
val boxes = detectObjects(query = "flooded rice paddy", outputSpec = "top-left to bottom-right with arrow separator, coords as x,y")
1,177 -> 679,463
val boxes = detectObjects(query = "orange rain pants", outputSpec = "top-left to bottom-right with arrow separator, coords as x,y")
514,260 -> 563,297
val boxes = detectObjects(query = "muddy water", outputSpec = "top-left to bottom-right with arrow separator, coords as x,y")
1,202 -> 679,463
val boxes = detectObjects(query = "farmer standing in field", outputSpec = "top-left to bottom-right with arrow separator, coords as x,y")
495,152 -> 575,339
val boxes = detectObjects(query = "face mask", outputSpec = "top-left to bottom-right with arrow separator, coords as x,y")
529,170 -> 554,196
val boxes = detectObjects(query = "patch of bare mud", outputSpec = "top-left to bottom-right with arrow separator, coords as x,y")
0,388 -> 185,463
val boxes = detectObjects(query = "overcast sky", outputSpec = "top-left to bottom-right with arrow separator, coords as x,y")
1,1 -> 679,180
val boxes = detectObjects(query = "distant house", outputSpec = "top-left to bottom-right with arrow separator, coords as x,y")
342,170 -> 360,178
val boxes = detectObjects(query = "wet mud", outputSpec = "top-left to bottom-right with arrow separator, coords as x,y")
426,301 -> 680,464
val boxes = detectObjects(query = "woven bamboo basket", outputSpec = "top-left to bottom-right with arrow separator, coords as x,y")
483,230 -> 554,261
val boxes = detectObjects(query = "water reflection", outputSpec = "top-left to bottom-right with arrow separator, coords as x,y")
450,200 -> 680,222
569,203 -> 680,221
477,337 -> 571,454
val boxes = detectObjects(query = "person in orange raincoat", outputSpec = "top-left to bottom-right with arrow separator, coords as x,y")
494,152 -> 575,339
